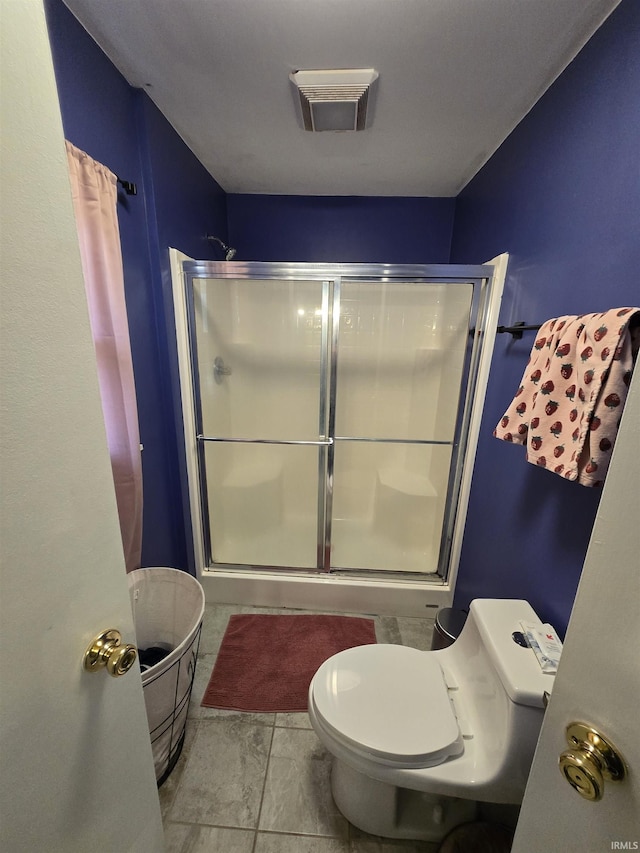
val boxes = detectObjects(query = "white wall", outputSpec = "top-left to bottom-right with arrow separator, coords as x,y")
0,5 -> 121,608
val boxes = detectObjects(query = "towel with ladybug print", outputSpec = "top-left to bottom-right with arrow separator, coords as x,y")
494,307 -> 639,486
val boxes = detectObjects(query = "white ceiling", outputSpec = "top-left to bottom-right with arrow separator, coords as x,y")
63,0 -> 619,197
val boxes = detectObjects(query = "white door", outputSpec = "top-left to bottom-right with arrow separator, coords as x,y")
513,366 -> 640,848
0,4 -> 164,852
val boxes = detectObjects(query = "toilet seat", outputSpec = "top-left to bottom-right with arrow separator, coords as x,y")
310,644 -> 463,769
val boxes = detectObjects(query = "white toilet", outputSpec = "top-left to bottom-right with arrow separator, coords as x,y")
308,598 -> 554,842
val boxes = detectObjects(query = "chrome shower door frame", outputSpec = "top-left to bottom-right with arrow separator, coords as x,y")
183,261 -> 493,583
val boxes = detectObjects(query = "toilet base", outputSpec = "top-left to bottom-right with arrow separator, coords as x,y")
331,758 -> 478,842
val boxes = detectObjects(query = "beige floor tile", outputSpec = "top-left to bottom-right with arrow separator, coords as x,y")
188,653 -> 216,719
164,822 -> 255,852
169,717 -> 272,828
395,617 -> 435,650
374,616 -> 402,644
275,712 -> 313,729
255,832 -> 350,852
158,720 -> 200,819
259,728 -> 348,838
197,604 -> 239,656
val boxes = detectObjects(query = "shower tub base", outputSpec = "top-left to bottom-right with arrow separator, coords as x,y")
199,568 -> 451,617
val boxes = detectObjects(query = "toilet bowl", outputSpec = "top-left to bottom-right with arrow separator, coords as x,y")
308,599 -> 554,842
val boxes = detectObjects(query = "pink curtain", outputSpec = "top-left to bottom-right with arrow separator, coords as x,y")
66,141 -> 142,572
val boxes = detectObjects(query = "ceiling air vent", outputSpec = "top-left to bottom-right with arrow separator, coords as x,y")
290,68 -> 378,132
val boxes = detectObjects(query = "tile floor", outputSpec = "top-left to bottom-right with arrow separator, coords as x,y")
160,603 -> 515,853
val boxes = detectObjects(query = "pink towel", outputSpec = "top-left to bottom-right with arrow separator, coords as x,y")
494,308 -> 639,486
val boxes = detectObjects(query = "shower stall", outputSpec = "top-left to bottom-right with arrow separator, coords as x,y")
172,257 -> 505,612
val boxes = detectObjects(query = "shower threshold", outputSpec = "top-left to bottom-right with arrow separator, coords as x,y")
198,564 -> 450,618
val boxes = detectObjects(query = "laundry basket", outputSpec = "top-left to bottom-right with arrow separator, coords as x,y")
128,567 -> 205,786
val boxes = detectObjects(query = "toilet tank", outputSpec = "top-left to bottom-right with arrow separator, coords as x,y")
470,599 -> 554,710
438,598 -> 555,800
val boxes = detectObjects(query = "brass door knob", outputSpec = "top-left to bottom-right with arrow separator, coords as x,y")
559,722 -> 626,801
84,629 -> 137,677
559,748 -> 605,800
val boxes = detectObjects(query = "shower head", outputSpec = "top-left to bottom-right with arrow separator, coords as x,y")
206,235 -> 237,261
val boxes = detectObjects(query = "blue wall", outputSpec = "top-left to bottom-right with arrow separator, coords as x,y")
45,0 -> 227,572
45,0 -> 637,633
227,195 -> 455,263
450,0 -> 640,634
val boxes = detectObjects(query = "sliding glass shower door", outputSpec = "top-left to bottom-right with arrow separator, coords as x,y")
330,280 -> 473,574
188,276 -> 329,569
184,263 -> 482,579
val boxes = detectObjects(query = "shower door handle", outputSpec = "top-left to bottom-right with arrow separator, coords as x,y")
213,356 -> 232,383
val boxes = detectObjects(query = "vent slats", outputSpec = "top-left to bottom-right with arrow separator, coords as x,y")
290,68 -> 377,132
298,86 -> 369,101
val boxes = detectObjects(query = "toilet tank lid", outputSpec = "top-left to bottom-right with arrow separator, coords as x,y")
470,599 -> 554,708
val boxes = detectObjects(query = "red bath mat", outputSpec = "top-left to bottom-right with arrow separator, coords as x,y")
201,613 -> 377,713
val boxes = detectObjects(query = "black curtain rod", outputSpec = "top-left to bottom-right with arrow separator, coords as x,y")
116,176 -> 137,196
497,322 -> 542,340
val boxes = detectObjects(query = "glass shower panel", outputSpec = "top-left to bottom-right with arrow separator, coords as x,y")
191,276 -> 328,570
330,441 -> 453,574
335,281 -> 473,441
330,280 -> 473,574
204,442 -> 320,568
192,278 -> 325,441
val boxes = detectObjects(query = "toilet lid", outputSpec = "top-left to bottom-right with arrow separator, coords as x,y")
311,644 -> 462,768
